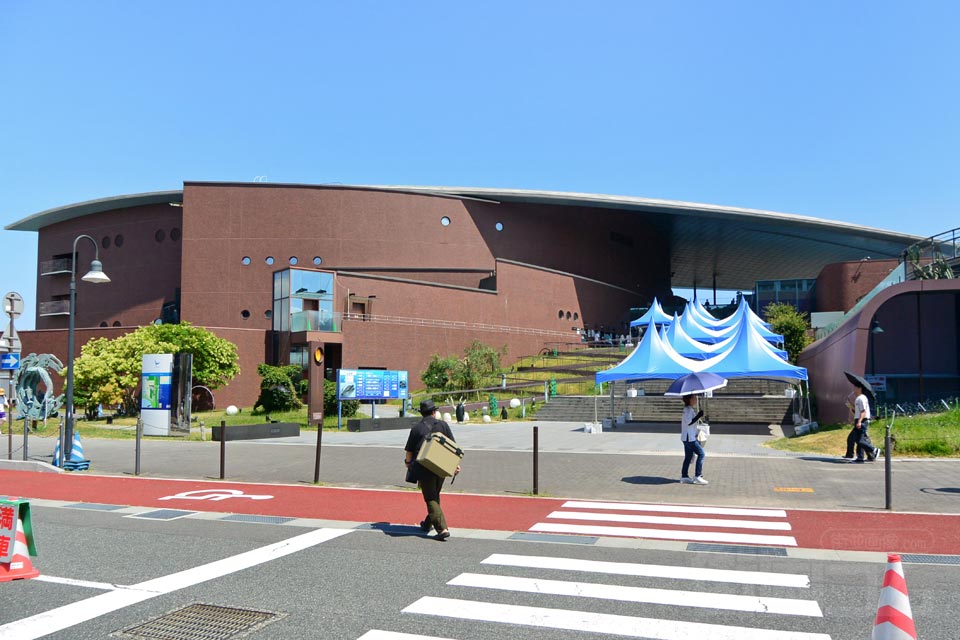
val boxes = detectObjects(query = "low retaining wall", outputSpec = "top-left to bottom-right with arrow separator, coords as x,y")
212,422 -> 300,441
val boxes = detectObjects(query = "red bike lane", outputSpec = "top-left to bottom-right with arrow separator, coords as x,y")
4,469 -> 959,554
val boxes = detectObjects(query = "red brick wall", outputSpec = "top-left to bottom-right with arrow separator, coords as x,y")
814,259 -> 898,312
36,204 -> 183,330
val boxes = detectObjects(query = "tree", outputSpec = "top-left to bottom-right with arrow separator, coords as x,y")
763,303 -> 812,363
452,340 -> 507,393
72,323 -> 240,415
421,354 -> 459,391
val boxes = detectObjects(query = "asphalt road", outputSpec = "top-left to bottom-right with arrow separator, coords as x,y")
2,504 -> 950,640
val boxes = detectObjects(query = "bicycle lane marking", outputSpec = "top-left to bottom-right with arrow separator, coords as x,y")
0,470 -> 565,532
788,509 -> 960,554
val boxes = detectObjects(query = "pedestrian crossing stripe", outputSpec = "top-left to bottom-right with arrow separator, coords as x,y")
447,573 -> 823,616
530,521 -> 798,546
546,510 -> 793,531
357,631 -> 455,640
562,500 -> 788,518
403,597 -> 833,640
480,553 -> 811,588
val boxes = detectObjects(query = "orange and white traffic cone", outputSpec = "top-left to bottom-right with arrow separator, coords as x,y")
0,512 -> 40,582
872,553 -> 917,640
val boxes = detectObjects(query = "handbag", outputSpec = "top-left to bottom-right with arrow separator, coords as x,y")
695,421 -> 710,443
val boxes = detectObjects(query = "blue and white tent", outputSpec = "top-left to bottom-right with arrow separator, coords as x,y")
597,318 -> 706,383
629,297 -> 674,328
697,318 -> 807,381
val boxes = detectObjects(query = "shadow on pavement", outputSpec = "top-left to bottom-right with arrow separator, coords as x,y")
798,456 -> 858,464
360,522 -> 432,537
920,487 -> 960,495
596,422 -> 779,436
622,475 -> 676,485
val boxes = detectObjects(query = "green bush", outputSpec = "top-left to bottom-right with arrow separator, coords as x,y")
253,364 -> 303,413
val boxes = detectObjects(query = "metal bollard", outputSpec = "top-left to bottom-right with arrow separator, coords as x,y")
313,421 -> 323,484
199,419 -> 205,442
219,420 -> 226,480
135,416 -> 142,476
884,414 -> 895,510
533,426 -> 539,496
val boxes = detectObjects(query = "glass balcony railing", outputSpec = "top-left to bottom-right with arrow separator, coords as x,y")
40,258 -> 72,275
290,309 -> 339,332
38,300 -> 71,316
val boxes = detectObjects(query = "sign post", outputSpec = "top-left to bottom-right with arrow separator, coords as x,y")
1,292 -> 24,460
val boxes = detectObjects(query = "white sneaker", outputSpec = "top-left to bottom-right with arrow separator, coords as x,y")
693,476 -> 709,485
680,477 -> 694,484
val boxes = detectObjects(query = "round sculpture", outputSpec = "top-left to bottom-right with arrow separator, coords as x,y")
225,405 -> 240,416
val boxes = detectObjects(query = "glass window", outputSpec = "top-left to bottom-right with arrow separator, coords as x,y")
495,222 -> 503,231
441,216 -> 451,226
242,256 -> 251,265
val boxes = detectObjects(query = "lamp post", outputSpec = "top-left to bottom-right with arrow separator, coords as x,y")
869,318 -> 884,376
63,235 -> 110,465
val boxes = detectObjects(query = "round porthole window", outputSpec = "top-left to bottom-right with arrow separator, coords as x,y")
264,309 -> 273,319
241,310 -> 250,319
170,228 -> 181,241
289,256 -> 298,265
155,229 -> 165,242
241,256 -> 251,265
114,234 -> 124,247
558,310 -> 564,319
102,236 -> 111,249
566,311 -> 572,320
313,256 -> 322,265
495,222 -> 504,231
573,312 -> 579,321
265,256 -> 275,265
441,216 -> 451,226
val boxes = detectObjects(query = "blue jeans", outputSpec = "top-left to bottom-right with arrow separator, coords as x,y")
682,439 -> 705,478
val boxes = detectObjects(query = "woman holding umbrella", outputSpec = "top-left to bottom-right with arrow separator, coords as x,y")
666,372 -> 727,485
679,394 -> 709,484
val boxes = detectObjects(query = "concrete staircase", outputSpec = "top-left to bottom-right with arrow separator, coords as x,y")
534,394 -> 797,426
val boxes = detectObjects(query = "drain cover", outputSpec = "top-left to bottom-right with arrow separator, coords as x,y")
113,603 -> 285,640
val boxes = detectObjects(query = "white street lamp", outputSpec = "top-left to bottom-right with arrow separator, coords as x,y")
63,234 -> 110,466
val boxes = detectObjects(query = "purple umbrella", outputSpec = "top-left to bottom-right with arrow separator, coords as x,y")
664,372 -> 728,396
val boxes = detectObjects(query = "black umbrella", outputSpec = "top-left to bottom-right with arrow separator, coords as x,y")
843,371 -> 875,400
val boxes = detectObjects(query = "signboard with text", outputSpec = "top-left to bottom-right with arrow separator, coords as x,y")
337,369 -> 408,401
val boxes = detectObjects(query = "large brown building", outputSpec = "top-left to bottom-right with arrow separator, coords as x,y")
7,182 -> 923,413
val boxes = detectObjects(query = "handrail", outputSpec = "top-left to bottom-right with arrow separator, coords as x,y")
900,226 -> 960,264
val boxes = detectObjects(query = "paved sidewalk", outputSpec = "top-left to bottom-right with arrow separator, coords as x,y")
4,420 -> 959,514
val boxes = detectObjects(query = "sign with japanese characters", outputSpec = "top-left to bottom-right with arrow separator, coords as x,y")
337,369 -> 408,401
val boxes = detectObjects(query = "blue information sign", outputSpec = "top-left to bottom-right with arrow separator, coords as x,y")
0,353 -> 20,370
337,369 -> 408,401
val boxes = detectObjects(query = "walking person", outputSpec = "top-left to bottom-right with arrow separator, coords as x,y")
404,399 -> 460,540
846,381 -> 880,463
679,394 -> 708,485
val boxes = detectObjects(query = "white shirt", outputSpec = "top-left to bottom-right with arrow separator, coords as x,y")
681,405 -> 700,442
855,393 -> 871,422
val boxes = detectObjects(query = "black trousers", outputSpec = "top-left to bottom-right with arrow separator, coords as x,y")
419,473 -> 447,533
845,420 -> 875,460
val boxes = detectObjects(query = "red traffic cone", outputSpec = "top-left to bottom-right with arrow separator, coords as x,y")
0,514 -> 40,582
872,553 -> 916,640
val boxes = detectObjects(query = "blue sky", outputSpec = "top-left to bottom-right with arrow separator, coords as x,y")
2,1 -> 957,330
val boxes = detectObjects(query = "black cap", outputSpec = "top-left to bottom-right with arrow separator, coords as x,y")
419,399 -> 437,415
